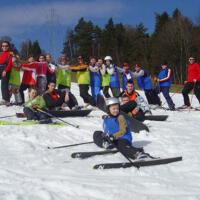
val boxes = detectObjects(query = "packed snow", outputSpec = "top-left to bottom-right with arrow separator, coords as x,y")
0,83 -> 200,200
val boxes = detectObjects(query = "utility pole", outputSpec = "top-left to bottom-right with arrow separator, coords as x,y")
48,8 -> 57,59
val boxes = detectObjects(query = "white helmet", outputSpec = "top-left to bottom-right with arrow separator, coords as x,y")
104,56 -> 112,61
106,97 -> 120,107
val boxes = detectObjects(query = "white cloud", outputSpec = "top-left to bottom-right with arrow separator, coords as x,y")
0,0 -> 124,35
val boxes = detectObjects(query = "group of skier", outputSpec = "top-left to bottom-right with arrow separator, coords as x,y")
1,40 -> 200,162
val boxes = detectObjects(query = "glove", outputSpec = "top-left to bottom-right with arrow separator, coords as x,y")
109,135 -> 115,142
32,105 -> 39,110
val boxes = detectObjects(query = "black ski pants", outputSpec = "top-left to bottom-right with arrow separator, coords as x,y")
93,131 -> 143,160
182,82 -> 200,106
79,84 -> 95,106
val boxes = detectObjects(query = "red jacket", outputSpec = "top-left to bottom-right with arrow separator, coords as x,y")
187,63 -> 200,82
21,71 -> 36,86
0,51 -> 12,72
22,62 -> 53,77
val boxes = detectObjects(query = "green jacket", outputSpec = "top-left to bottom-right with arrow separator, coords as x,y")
56,67 -> 71,88
9,67 -> 21,87
70,64 -> 90,85
101,73 -> 110,87
25,96 -> 46,109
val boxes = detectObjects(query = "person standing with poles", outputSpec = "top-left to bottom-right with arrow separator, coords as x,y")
0,41 -> 13,106
180,57 -> 200,109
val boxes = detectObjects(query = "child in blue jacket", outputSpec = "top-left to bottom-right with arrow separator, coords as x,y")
93,97 -> 149,160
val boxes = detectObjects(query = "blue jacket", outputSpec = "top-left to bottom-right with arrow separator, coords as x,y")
103,115 -> 132,144
90,71 -> 101,87
107,65 -> 120,88
122,71 -> 133,90
158,68 -> 172,87
136,69 -> 153,90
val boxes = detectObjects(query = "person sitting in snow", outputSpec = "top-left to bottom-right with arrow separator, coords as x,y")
23,88 -> 50,123
43,81 -> 79,111
120,80 -> 151,121
93,97 -> 149,160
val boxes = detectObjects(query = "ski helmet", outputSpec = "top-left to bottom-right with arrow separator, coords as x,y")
106,97 -> 120,107
104,56 -> 112,61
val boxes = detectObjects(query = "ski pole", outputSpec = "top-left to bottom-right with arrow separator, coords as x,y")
47,141 -> 94,149
106,136 -> 139,169
0,114 -> 16,119
37,108 -> 79,128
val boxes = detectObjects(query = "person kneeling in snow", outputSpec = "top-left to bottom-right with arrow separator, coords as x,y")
23,88 -> 51,123
93,97 -> 148,160
43,81 -> 79,111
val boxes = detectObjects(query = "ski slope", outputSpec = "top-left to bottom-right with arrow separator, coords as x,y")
0,83 -> 200,200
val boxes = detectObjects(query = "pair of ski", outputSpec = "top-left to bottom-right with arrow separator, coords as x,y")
71,150 -> 182,169
16,109 -> 92,118
175,106 -> 200,112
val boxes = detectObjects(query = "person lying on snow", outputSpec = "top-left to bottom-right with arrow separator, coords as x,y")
23,88 -> 51,123
93,97 -> 150,160
120,80 -> 151,121
43,81 -> 79,111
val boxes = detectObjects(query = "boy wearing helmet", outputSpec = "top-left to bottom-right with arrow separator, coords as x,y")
104,56 -> 120,97
93,97 -> 147,160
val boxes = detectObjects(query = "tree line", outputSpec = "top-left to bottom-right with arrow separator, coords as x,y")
62,8 -> 200,84
1,8 -> 200,84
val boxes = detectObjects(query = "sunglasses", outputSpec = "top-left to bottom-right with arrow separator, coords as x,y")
2,45 -> 8,47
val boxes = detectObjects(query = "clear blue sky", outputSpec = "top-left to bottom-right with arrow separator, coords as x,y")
0,0 -> 200,60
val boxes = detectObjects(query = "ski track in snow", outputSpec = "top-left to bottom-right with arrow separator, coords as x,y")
0,83 -> 200,200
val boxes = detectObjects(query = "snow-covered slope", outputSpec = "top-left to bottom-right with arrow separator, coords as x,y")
0,83 -> 200,200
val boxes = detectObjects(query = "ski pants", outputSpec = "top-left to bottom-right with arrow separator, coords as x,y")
93,131 -> 143,159
91,86 -> 101,102
23,107 -> 49,121
36,76 -> 47,95
102,86 -> 110,98
79,84 -> 95,106
144,89 -> 161,106
9,84 -> 22,104
120,101 -> 145,122
1,76 -> 10,102
182,82 -> 200,106
160,86 -> 175,109
67,92 -> 78,109
58,84 -> 70,92
19,84 -> 34,104
111,87 -> 121,98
